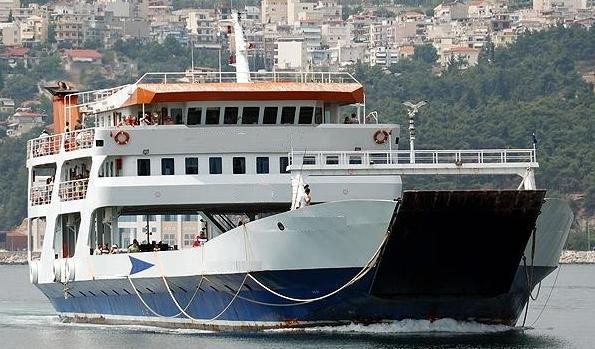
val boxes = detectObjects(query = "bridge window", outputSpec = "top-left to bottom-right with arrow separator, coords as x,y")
206,107 -> 220,124
137,159 -> 151,176
326,155 -> 339,165
233,157 -> 246,174
256,157 -> 269,174
281,107 -> 296,124
314,107 -> 323,124
209,157 -> 222,174
187,107 -> 202,125
161,158 -> 175,175
241,107 -> 260,124
279,156 -> 290,173
298,107 -> 314,124
185,157 -> 199,174
224,107 -> 239,124
171,108 -> 183,124
263,107 -> 278,124
303,156 -> 316,165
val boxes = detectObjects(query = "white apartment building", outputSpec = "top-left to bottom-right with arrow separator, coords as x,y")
533,0 -> 587,12
369,20 -> 394,47
274,37 -> 306,69
19,14 -> 47,44
368,46 -> 399,67
321,21 -> 351,47
186,8 -> 218,47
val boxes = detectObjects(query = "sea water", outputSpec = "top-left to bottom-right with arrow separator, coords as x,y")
0,264 -> 593,349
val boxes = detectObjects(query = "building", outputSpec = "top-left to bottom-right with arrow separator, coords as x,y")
261,0 -> 288,24
6,108 -> 46,137
116,214 -> 205,250
0,0 -> 20,22
274,37 -> 306,69
0,22 -> 19,45
54,14 -> 85,47
0,97 -> 15,114
368,46 -> 399,67
186,9 -> 218,47
19,14 -> 48,44
440,46 -> 481,68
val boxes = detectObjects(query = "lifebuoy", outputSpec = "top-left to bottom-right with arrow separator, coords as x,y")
114,131 -> 130,145
373,129 -> 389,144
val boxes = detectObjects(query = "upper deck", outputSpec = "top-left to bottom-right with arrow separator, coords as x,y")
67,71 -> 364,116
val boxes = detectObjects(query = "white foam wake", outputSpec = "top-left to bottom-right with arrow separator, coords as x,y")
267,319 -> 515,335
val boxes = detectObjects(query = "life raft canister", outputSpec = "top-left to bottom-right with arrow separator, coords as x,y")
114,130 -> 130,145
373,129 -> 390,144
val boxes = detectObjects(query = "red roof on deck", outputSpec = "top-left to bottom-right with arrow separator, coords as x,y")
123,82 -> 364,106
1,46 -> 29,57
64,49 -> 102,60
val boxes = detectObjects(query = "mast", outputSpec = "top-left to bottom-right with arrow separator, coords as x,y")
232,12 -> 251,83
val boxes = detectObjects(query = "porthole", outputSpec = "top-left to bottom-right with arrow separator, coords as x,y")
277,222 -> 285,231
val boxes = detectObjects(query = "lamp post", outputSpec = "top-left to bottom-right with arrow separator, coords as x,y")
402,101 -> 427,164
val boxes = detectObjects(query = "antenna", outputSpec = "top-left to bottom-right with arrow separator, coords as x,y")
402,101 -> 427,164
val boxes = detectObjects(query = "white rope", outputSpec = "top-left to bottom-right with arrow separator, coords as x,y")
247,232 -> 389,304
127,276 -> 179,318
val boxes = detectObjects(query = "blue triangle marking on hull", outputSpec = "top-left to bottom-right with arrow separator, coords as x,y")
129,256 -> 154,275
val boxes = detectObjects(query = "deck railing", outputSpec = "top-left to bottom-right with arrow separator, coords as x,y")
289,149 -> 537,168
27,134 -> 63,159
136,71 -> 360,85
59,179 -> 89,202
27,129 -> 95,159
30,184 -> 54,206
64,129 -> 95,152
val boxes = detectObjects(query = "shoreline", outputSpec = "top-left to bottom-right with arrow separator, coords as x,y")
2,250 -> 595,265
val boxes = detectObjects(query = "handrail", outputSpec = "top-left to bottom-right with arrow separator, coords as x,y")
289,149 -> 537,168
135,71 -> 360,85
59,178 -> 89,202
30,183 -> 54,206
27,129 -> 94,159
27,134 -> 63,159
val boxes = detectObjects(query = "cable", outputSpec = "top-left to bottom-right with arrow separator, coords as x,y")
530,264 -> 562,327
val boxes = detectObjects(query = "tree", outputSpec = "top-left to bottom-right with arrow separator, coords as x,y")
412,44 -> 438,65
2,75 -> 38,102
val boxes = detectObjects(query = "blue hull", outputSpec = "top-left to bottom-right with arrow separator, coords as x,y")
36,265 -> 553,330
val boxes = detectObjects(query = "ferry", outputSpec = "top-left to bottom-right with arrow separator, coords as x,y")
25,14 -> 573,331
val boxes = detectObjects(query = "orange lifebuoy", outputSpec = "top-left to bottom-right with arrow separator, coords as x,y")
114,131 -> 130,145
373,129 -> 389,144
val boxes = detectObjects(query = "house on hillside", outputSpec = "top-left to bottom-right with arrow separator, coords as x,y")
0,97 -> 15,114
5,107 -> 47,137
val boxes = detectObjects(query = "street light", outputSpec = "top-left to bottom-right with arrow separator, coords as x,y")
402,101 -> 427,164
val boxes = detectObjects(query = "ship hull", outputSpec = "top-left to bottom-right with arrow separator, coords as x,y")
39,265 -> 553,330
32,192 -> 572,331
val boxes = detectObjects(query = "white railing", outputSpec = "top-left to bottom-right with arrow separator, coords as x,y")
64,129 -> 95,152
59,179 -> 89,202
289,149 -> 537,169
27,129 -> 94,159
135,71 -> 360,85
64,85 -> 131,111
27,134 -> 63,159
30,184 -> 54,206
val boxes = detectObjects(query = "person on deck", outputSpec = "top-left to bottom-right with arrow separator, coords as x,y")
127,239 -> 140,253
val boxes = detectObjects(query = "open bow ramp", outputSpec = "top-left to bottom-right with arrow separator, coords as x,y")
370,190 -> 546,298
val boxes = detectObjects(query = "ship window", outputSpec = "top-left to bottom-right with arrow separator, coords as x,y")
241,107 -> 260,124
279,156 -> 290,173
206,107 -> 220,124
326,155 -> 339,165
281,107 -> 296,124
185,157 -> 199,174
171,108 -> 183,124
314,107 -> 323,124
224,107 -> 239,124
187,107 -> 202,125
163,215 -> 177,221
263,107 -> 278,124
349,155 -> 362,164
137,159 -> 150,176
256,157 -> 269,174
298,107 -> 314,124
303,156 -> 316,165
161,158 -> 175,175
233,157 -> 246,174
209,157 -> 222,174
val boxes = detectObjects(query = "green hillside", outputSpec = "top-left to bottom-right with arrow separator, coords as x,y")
354,26 -> 594,217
